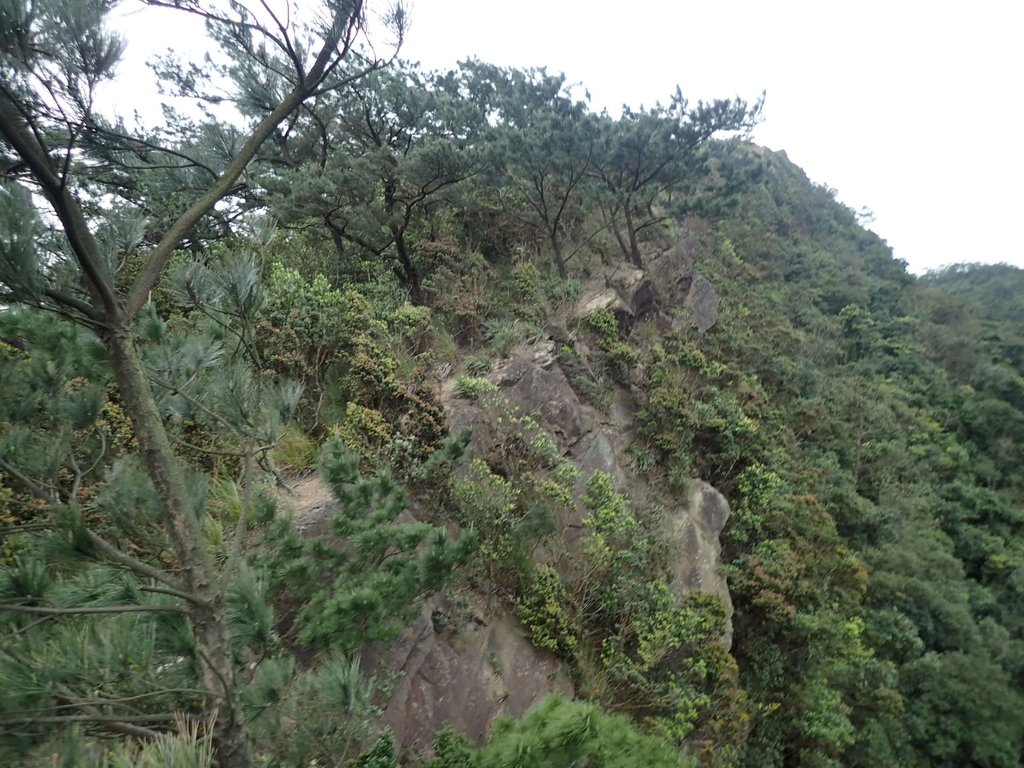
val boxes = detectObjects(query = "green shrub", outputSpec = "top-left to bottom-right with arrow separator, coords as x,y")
453,375 -> 498,401
425,696 -> 694,768
586,308 -> 639,383
484,318 -> 524,358
480,695 -> 694,768
269,424 -> 319,471
517,565 -> 578,659
464,354 -> 493,376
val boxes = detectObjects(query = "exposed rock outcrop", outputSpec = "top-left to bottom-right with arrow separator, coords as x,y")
284,475 -> 572,755
379,593 -> 572,754
489,342 -> 589,446
446,336 -> 735,643
285,247 -> 736,753
665,481 -> 735,647
646,219 -> 720,332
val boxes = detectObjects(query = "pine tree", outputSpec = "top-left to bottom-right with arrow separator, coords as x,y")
0,0 -> 408,765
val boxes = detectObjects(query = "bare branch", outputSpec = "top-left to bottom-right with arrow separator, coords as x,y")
0,457 -> 59,505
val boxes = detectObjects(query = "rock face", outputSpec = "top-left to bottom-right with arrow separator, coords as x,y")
665,481 -> 735,647
572,228 -> 719,333
447,335 -> 736,645
294,232 -> 736,753
380,593 -> 572,754
644,218 -> 720,332
683,273 -> 720,333
285,477 -> 573,756
489,343 -> 589,446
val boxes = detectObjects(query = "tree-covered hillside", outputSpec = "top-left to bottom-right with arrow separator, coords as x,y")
2,1 -> 1022,767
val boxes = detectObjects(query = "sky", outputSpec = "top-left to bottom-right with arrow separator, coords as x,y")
109,0 -> 1024,275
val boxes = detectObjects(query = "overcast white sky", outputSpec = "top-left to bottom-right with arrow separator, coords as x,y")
110,0 -> 1024,275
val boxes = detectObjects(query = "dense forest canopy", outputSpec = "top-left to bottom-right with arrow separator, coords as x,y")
1,1 -> 1022,767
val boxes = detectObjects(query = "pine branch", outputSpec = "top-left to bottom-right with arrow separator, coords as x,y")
0,604 -> 188,615
82,530 -> 192,596
0,713 -> 178,725
139,585 -> 206,604
1,647 -> 172,740
0,97 -> 119,319
0,457 -> 59,505
125,0 -> 368,320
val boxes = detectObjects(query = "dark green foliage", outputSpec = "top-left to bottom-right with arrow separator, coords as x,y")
586,308 -> 639,384
345,731 -> 397,768
591,94 -> 762,267
3,1 -> 1021,761
425,727 -> 477,768
638,341 -> 766,491
696,143 -> 1024,767
258,438 -> 475,651
900,651 -> 1024,767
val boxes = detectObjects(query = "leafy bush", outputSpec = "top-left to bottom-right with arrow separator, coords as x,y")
448,389 -> 577,591
586,308 -> 639,383
639,342 -> 765,490
516,565 -> 578,658
424,695 -> 696,768
524,472 -> 750,754
453,375 -> 498,401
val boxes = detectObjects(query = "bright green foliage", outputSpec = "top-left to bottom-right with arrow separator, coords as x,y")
257,437 -> 476,650
424,696 -> 694,768
516,564 -> 578,657
478,695 -> 695,768
586,308 -> 639,384
424,726 -> 478,768
345,731 -> 398,768
729,463 -> 782,545
578,474 -> 743,750
256,263 -> 357,388
453,375 -> 499,401
448,387 -> 577,590
505,470 -> 746,758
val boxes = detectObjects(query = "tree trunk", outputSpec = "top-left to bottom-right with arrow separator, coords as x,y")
550,233 -> 568,280
624,208 -> 643,269
328,221 -> 347,262
609,217 -> 632,265
392,226 -> 423,305
104,325 -> 254,768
